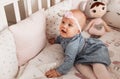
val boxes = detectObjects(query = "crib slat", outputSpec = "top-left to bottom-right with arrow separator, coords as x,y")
23,0 -> 62,17
38,0 -> 42,10
24,0 -> 32,17
54,0 -> 61,4
27,0 -> 32,16
47,0 -> 51,8
0,5 -> 8,26
0,0 -> 19,6
13,1 -> 21,22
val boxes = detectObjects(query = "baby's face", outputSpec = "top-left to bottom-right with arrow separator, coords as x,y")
59,17 -> 80,38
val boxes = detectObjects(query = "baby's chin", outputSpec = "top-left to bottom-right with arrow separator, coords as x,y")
60,34 -> 76,38
60,34 -> 68,38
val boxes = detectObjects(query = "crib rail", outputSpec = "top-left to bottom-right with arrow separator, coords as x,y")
0,0 -> 62,27
23,0 -> 45,17
0,0 -> 21,27
24,0 -> 62,17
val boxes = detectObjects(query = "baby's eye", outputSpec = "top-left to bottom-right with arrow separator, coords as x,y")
68,24 -> 72,27
62,21 -> 65,24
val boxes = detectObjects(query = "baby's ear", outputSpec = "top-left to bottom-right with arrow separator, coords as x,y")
79,1 -> 87,12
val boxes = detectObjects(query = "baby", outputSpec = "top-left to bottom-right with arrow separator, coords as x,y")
45,9 -> 111,79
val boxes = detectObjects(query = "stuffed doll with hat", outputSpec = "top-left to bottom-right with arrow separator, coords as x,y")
80,0 -> 111,38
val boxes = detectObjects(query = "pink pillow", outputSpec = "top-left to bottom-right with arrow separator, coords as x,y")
9,10 -> 46,66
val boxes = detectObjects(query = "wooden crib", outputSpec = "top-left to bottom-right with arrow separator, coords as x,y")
0,0 -> 62,27
0,0 -> 120,79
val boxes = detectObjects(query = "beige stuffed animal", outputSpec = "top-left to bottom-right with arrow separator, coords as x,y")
80,0 -> 111,38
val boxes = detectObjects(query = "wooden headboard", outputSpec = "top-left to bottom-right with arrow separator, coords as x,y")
0,0 -> 63,27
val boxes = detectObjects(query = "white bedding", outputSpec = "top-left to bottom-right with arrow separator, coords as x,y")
17,44 -> 81,79
0,29 -> 18,79
16,30 -> 120,79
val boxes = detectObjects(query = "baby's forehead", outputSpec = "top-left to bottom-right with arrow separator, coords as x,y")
62,17 -> 74,23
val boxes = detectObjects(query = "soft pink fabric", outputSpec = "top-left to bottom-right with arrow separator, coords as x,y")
9,10 -> 46,66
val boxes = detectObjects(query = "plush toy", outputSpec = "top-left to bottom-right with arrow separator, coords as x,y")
80,0 -> 111,38
103,0 -> 120,30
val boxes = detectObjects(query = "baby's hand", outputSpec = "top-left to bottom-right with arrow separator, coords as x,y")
48,38 -> 55,44
45,69 -> 61,78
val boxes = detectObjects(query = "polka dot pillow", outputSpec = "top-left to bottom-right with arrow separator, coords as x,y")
0,29 -> 18,79
45,0 -> 72,39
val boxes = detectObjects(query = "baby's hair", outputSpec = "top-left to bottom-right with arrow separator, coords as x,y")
70,9 -> 86,31
90,2 -> 105,9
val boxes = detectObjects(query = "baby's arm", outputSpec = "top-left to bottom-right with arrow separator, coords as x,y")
48,38 -> 56,44
56,44 -> 79,75
45,69 -> 61,78
45,41 -> 79,78
45,46 -> 78,78
48,36 -> 61,44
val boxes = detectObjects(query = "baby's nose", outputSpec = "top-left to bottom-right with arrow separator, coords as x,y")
61,25 -> 67,30
63,24 -> 68,28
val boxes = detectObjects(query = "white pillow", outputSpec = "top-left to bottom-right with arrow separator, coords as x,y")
0,29 -> 18,79
9,10 -> 46,66
103,0 -> 120,29
45,0 -> 72,39
17,44 -> 64,79
17,44 -> 81,79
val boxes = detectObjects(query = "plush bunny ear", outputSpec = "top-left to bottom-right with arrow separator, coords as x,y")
79,1 -> 87,11
101,0 -> 109,4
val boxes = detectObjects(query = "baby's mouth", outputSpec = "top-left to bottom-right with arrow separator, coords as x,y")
61,29 -> 66,33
